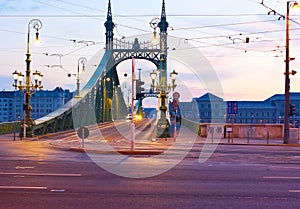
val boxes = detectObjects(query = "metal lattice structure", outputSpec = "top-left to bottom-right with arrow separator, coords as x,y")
112,38 -> 160,67
33,0 -> 168,135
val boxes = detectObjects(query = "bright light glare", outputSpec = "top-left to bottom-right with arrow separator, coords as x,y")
291,2 -> 300,10
34,32 -> 41,44
34,38 -> 41,45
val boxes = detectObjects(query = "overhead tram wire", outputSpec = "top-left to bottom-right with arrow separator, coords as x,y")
179,33 -> 300,54
1,15 -> 291,37
33,0 -> 152,27
16,0 -> 272,19
3,0 -> 295,36
174,29 -> 300,53
259,0 -> 300,26
31,0 -> 151,33
0,14 -> 273,18
172,19 -> 284,31
5,0 -> 283,32
1,17 -> 294,53
3,0 -> 300,57
32,0 -> 105,20
33,0 -> 273,34
188,27 -> 300,41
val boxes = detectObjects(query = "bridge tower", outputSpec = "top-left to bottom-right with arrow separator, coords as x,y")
104,0 -> 115,50
100,0 -> 122,122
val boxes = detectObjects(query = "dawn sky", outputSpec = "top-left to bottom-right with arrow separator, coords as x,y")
1,0 -> 300,101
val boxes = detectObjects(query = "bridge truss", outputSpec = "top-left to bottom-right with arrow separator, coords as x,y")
33,0 -> 166,135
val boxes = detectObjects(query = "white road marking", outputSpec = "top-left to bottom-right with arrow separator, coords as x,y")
0,186 -> 47,190
15,166 -> 34,170
264,176 -> 300,180
270,166 -> 300,170
50,189 -> 66,192
289,190 -> 300,193
13,175 -> 25,178
0,172 -> 82,177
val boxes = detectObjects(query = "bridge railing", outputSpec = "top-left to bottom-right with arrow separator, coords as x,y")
182,118 -> 287,140
0,122 -> 20,135
33,51 -> 113,135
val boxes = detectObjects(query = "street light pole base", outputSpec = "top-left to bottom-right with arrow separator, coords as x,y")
156,118 -> 170,138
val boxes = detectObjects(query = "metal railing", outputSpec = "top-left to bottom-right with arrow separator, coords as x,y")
0,121 -> 21,135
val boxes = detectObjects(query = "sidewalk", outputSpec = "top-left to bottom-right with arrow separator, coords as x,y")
217,137 -> 285,145
1,131 -> 300,156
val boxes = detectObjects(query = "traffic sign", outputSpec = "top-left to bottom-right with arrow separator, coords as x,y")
172,92 -> 180,100
77,126 -> 89,139
144,93 -> 158,98
136,92 -> 158,99
227,101 -> 238,115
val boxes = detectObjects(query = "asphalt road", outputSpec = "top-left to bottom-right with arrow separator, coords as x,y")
0,137 -> 300,209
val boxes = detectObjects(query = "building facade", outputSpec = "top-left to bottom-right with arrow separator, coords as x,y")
0,92 -> 14,122
0,87 -> 74,123
181,93 -> 300,127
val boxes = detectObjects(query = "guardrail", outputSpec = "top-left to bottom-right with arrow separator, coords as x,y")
182,118 -> 290,140
182,118 -> 201,135
0,122 -> 21,135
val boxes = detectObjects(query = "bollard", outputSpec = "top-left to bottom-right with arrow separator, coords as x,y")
227,132 -> 230,143
247,131 -> 250,144
210,127 -> 214,143
267,131 -> 269,144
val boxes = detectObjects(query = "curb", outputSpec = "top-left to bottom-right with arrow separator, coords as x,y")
68,147 -> 164,155
217,142 -> 300,147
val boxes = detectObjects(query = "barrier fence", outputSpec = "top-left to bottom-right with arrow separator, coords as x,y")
0,122 -> 20,135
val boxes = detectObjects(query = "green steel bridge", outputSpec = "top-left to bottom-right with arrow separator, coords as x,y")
31,0 -> 167,136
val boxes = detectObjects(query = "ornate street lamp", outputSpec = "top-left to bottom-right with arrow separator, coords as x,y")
284,1 -> 299,144
153,0 -> 170,138
12,19 -> 42,138
75,57 -> 87,98
149,17 -> 160,40
150,70 -> 157,92
168,69 -> 178,92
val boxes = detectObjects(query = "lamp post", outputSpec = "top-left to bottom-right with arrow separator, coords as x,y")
105,77 -> 116,121
149,18 -> 160,41
102,76 -> 113,122
156,52 -> 170,138
12,19 -> 43,138
150,70 -> 157,92
76,57 -> 87,98
284,1 -> 299,144
155,0 -> 170,138
168,69 -> 178,92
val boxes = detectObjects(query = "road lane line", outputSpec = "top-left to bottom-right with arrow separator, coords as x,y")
50,189 -> 66,192
289,190 -> 300,193
0,172 -> 82,177
15,166 -> 34,170
271,166 -> 300,170
264,176 -> 300,180
0,186 -> 47,190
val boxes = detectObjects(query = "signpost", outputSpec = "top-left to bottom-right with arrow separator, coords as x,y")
77,126 -> 89,148
131,57 -> 135,151
227,101 -> 238,143
227,101 -> 238,115
136,92 -> 158,99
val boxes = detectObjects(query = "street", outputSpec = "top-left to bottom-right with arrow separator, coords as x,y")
0,136 -> 300,209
